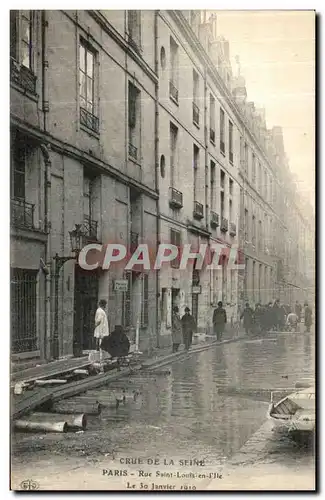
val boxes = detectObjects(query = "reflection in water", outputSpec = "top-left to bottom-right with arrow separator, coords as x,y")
87,333 -> 314,461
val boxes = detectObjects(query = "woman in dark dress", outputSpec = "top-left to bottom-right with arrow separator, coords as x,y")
100,325 -> 130,359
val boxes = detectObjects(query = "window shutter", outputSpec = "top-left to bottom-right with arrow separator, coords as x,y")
128,84 -> 136,129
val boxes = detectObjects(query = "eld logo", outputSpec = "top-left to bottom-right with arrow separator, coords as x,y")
20,479 -> 39,490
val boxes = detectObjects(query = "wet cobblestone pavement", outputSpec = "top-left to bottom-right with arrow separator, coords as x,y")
11,332 -> 315,491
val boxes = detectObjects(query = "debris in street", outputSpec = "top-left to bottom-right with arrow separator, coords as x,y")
14,418 -> 68,433
32,412 -> 87,431
35,379 -> 68,386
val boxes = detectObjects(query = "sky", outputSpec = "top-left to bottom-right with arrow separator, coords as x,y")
213,10 -> 315,207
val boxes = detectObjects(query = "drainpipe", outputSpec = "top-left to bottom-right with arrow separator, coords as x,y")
154,10 -> 161,348
40,143 -> 52,361
40,11 -> 51,361
42,11 -> 49,131
204,67 -> 211,331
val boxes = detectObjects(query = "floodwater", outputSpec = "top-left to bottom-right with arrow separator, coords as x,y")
11,332 -> 315,490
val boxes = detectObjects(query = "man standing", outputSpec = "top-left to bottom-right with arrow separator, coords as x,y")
172,306 -> 182,353
94,299 -> 109,368
304,302 -> 313,333
295,301 -> 302,323
240,302 -> 254,336
212,301 -> 227,341
181,307 -> 196,351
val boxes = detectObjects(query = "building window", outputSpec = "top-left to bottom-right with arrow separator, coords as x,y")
11,268 -> 38,353
170,123 -> 178,187
170,37 -> 179,103
209,94 -> 215,143
221,191 -> 225,219
170,228 -> 181,268
229,199 -> 233,222
210,160 -> 216,211
128,10 -> 141,51
252,153 -> 256,186
83,173 -> 98,239
160,155 -> 166,178
193,69 -> 200,126
244,142 -> 248,174
193,144 -> 199,201
141,274 -> 149,327
79,40 -> 99,133
220,108 -> 225,154
11,134 -> 26,200
252,215 -> 256,247
244,209 -> 248,241
128,81 -> 141,160
229,178 -> 234,196
229,120 -> 233,164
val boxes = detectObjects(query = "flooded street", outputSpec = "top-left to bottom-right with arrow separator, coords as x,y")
11,333 -> 315,490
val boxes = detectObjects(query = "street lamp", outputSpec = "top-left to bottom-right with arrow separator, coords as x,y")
52,224 -> 86,359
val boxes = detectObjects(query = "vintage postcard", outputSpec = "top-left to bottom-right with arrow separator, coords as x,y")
10,9 -> 315,492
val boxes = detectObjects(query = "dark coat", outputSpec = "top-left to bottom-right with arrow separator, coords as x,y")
172,312 -> 182,344
304,306 -> 312,327
181,313 -> 196,335
213,307 -> 227,325
101,328 -> 130,358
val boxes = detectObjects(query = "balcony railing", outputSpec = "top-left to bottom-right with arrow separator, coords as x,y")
193,201 -> 204,220
169,187 -> 183,209
169,80 -> 179,103
129,142 -> 138,160
229,222 -> 236,236
220,140 -> 225,155
210,211 -> 219,228
11,198 -> 35,230
130,231 -> 139,254
220,217 -> 228,233
10,58 -> 37,94
83,216 -> 98,241
193,102 -> 200,126
210,128 -> 215,144
80,107 -> 99,134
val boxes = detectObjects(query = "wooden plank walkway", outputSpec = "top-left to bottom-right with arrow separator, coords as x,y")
11,365 -> 140,420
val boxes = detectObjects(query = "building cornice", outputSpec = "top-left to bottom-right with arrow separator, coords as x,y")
10,115 -> 159,201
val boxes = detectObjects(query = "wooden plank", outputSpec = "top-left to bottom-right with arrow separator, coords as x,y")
11,365 -> 140,420
11,357 -> 90,386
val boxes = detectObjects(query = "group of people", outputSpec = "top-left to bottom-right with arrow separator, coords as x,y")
93,297 -> 313,364
239,299 -> 313,336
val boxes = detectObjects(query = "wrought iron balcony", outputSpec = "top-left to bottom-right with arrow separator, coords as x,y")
220,217 -> 228,233
80,107 -> 99,133
130,231 -> 139,254
210,211 -> 219,228
11,198 -> 35,230
229,222 -> 236,236
129,142 -> 138,160
169,80 -> 179,103
193,102 -> 200,126
193,201 -> 204,220
210,128 -> 215,144
83,216 -> 98,241
10,58 -> 37,94
169,187 -> 183,209
220,140 -> 225,155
